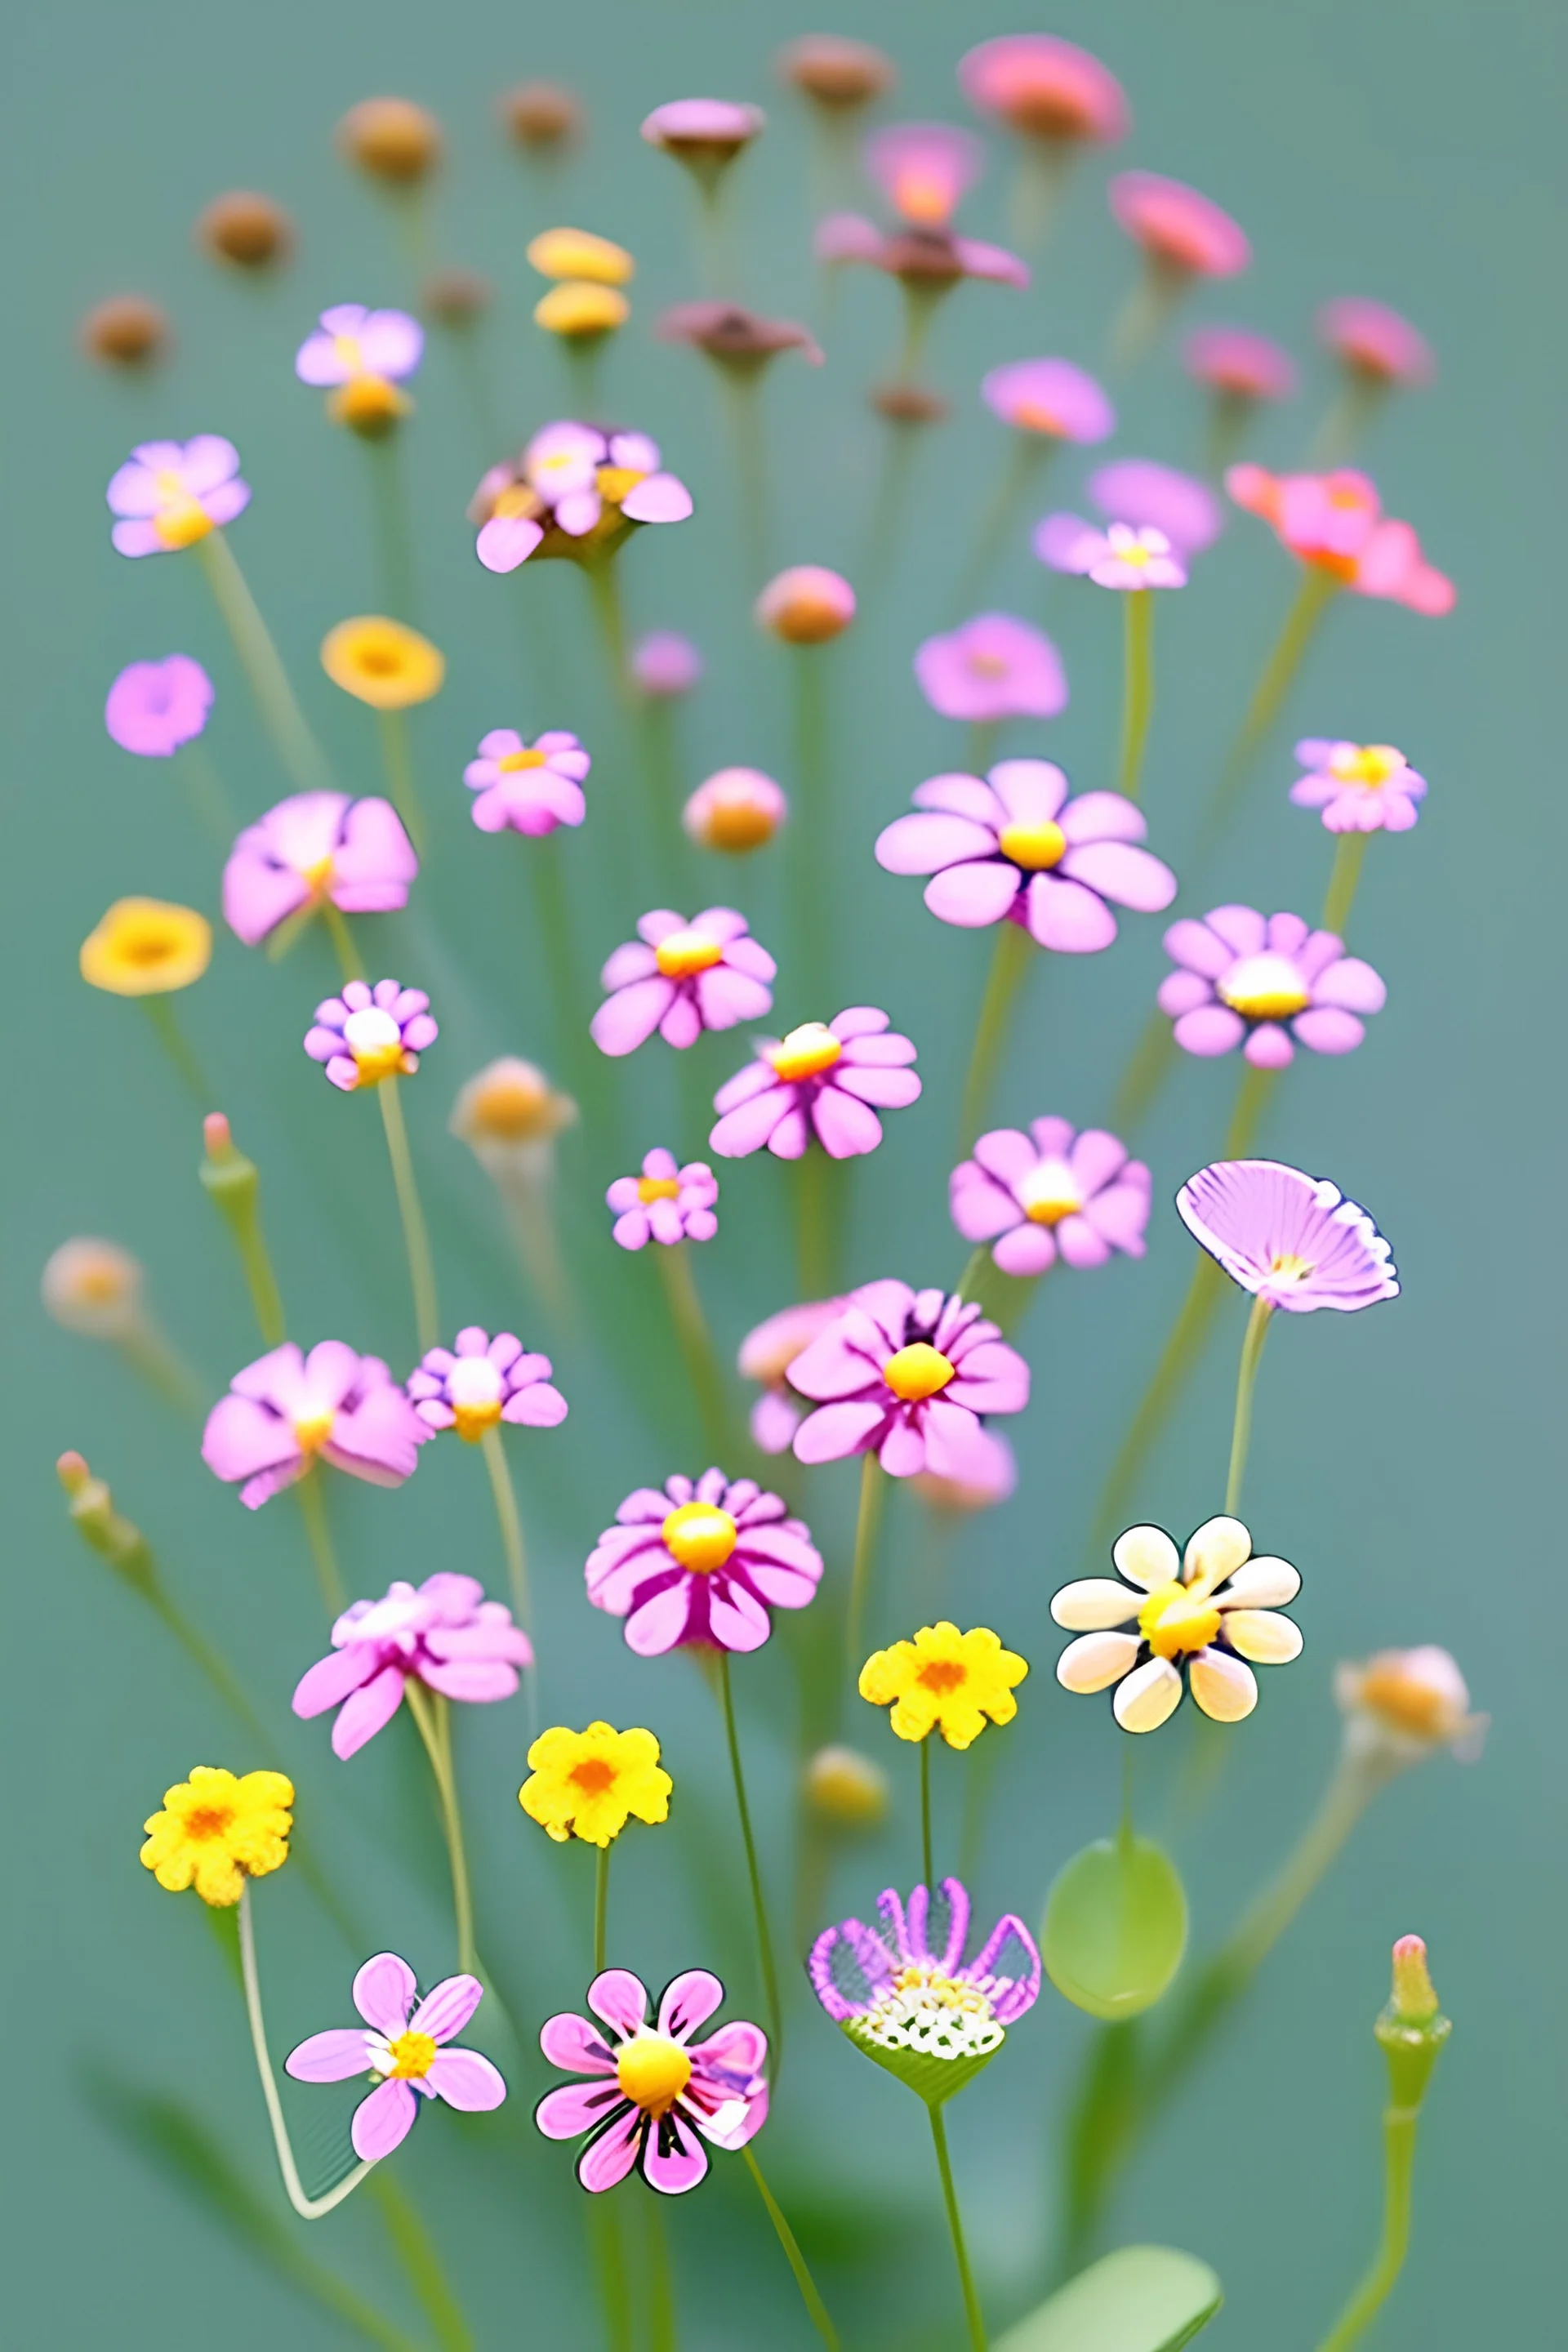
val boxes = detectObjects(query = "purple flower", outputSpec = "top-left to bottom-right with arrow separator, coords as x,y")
606,1150 -> 719,1250
710,1009 -> 920,1161
875,760 -> 1176,951
1290,737 -> 1426,835
223,791 -> 417,946
641,98 -> 765,167
914,614 -> 1067,722
106,436 -> 251,557
471,422 -> 693,574
951,1120 -> 1151,1276
590,907 -> 775,1058
295,304 -> 424,385
406,1327 -> 568,1439
631,630 -> 702,697
814,212 -> 1028,291
105,656 -> 214,756
981,358 -> 1114,442
786,1281 -> 1028,1483
305,978 -> 438,1092
293,1572 -> 534,1757
202,1341 -> 429,1509
1175,1159 -> 1400,1312
286,1953 -> 506,2159
809,1878 -> 1040,2052
865,122 -> 984,228
1158,906 -> 1386,1067
1037,459 -> 1220,577
463,728 -> 589,835
586,1470 -> 823,1655
737,1301 -> 847,1455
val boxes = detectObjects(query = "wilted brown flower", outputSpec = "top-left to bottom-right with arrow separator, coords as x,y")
871,385 -> 951,425
423,268 -> 494,327
777,34 -> 895,112
79,296 -> 168,368
198,191 -> 293,270
337,96 -> 443,185
500,80 -> 583,149
656,302 -> 822,376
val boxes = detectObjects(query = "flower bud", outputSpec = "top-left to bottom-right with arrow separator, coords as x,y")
500,81 -> 583,151
631,631 -> 702,699
56,1450 -> 156,1588
804,1745 -> 889,1828
778,35 -> 896,113
42,1238 -> 144,1339
1376,1933 -> 1451,2110
337,96 -> 443,185
198,191 -> 292,270
755,565 -> 856,645
423,268 -> 492,327
199,1111 -> 257,1205
684,768 -> 787,853
79,296 -> 168,368
533,282 -> 629,339
527,227 -> 634,286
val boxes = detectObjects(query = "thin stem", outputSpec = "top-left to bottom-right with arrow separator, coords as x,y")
294,1466 -> 346,1615
195,531 -> 332,795
364,436 -> 418,624
787,647 -> 832,1004
585,558 -> 629,707
794,1144 -> 844,1301
587,2194 -> 635,2352
1116,590 -> 1155,801
1224,1295 -> 1274,1517
377,1077 -> 440,1353
844,1453 -> 886,1673
920,1735 -> 933,1890
1107,1012 -> 1179,1138
404,1681 -> 478,1976
366,2172 -> 474,2352
862,416 -> 924,593
719,372 -> 769,581
742,2145 -> 842,2352
1315,2109 -> 1418,2352
953,437 -> 1051,610
497,1166 -> 576,1328
594,1842 -> 610,1977
176,740 -> 234,840
142,996 -> 212,1103
644,2187 -> 679,2352
717,1650 -> 784,2078
958,922 -> 1036,1156
376,709 -> 425,856
238,1886 -> 376,2220
654,1243 -> 734,1463
143,1582 -> 270,1742
928,2105 -> 987,2352
1200,568 -> 1339,853
322,898 -> 365,981
1089,1254 -> 1227,1552
1218,1755 -> 1379,1984
119,1317 -> 206,1416
1222,1061 -> 1278,1160
1321,832 -> 1370,937
479,1425 -> 537,1735
1309,376 -> 1387,469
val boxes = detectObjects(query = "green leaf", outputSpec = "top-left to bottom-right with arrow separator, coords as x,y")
1042,1835 -> 1188,2020
840,2016 -> 1000,2107
993,2245 -> 1223,2352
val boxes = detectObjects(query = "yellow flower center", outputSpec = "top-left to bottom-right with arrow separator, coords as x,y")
637,1174 -> 683,1204
301,853 -> 335,897
655,927 -> 724,979
596,464 -> 646,503
1358,1664 -> 1451,1737
1138,1579 -> 1223,1660
332,334 -> 365,371
383,2030 -> 439,2081
616,2034 -> 692,2118
451,1398 -> 503,1441
662,1501 -> 739,1574
182,1805 -> 234,1842
1217,952 -> 1310,1022
701,792 -> 777,850
1012,400 -> 1063,434
893,168 -> 951,226
328,375 -> 410,434
494,484 -> 544,520
998,820 -> 1066,871
293,1409 -> 336,1454
568,1757 -> 618,1797
153,494 -> 215,549
1328,742 -> 1403,789
882,1342 -> 956,1402
498,746 -> 548,772
535,282 -> 630,337
342,1005 -> 408,1085
916,1658 -> 968,1695
1114,538 -> 1154,570
1019,1158 -> 1081,1225
769,1022 -> 844,1082
893,1963 -> 990,2015
1267,1250 -> 1316,1287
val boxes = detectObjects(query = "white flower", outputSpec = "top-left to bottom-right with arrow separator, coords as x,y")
1335,1646 -> 1486,1769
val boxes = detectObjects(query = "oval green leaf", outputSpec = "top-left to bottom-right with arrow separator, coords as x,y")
1041,1834 -> 1188,2020
993,2245 -> 1223,2352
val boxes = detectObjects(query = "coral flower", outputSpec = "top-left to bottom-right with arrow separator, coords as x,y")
1054,1516 -> 1303,1733
1110,172 -> 1250,278
305,978 -> 437,1091
107,436 -> 250,556
607,1150 -> 719,1250
463,728 -> 589,835
528,227 -> 634,284
586,1470 -> 823,1655
1337,1647 -> 1486,1769
959,34 -> 1128,146
951,1119 -> 1152,1276
641,98 -> 766,176
293,1573 -> 532,1757
80,898 -> 211,996
520,1723 -> 673,1846
1226,466 -> 1454,613
287,1954 -> 506,2160
865,122 -> 983,228
471,422 -> 693,573
1174,1159 -> 1400,1312
875,760 -> 1175,951
982,358 -> 1113,443
407,1328 -> 568,1438
590,907 -> 775,1057
105,656 -> 213,756
737,1299 -> 846,1454
810,1879 -> 1040,2092
1318,297 -> 1433,387
202,1340 -> 428,1508
684,768 -> 786,853
1290,737 -> 1426,833
814,212 -> 1027,291
537,1968 -> 768,2194
296,304 -> 422,434
321,617 -> 444,709
787,1281 -> 1028,1482
1185,326 -> 1297,403
914,616 -> 1067,723
657,302 -> 822,373
632,630 -> 702,697
140,1766 -> 293,1906
710,1009 -> 920,1161
858,1623 -> 1027,1748
1159,906 -> 1385,1067
222,791 -> 416,945
756,566 -> 856,644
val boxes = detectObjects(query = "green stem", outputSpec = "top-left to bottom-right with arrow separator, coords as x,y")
1308,376 -> 1388,468
377,1076 -> 439,1353
920,1735 -> 933,1889
953,437 -> 1051,611
376,708 -> 425,856
794,1144 -> 844,1301
176,740 -> 234,840
1107,1012 -> 1179,1139
844,1452 -> 886,1673
594,1842 -> 610,1977
195,531 -> 332,795
929,2105 -> 987,2352
1321,832 -> 1370,937
587,2194 -> 635,2352
364,435 -> 418,624
965,721 -> 998,776
1315,2109 -> 1418,2352
1222,1061 -> 1278,1160
496,1165 -> 576,1328
1200,568 -> 1339,852
717,1650 -> 784,2078
141,996 -> 212,1103
1116,590 -> 1155,801
719,371 -> 769,581
1089,1254 -> 1227,1554
119,1317 -> 206,1415
294,1466 -> 345,1615
366,2172 -> 474,2352
238,1886 -> 376,2220
144,1584 -> 270,1742
322,898 -> 364,982
404,1681 -> 478,1976
743,2145 -> 842,2352
644,2185 -> 679,2352
479,1425 -> 537,1735
958,922 -> 1035,1155
787,646 -> 832,1006
654,1243 -> 733,1463
1224,1295 -> 1273,1517
585,558 -> 629,707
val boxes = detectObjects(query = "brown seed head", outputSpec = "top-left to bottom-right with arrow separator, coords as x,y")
337,97 -> 443,185
501,80 -> 583,149
198,191 -> 293,269
79,296 -> 168,368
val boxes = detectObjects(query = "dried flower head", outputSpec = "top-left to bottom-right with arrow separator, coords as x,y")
321,617 -> 444,709
779,36 -> 895,112
520,1723 -> 672,1846
657,302 -> 822,374
198,191 -> 292,270
337,97 -> 443,185
422,267 -> 492,326
501,81 -> 583,149
79,898 -> 212,996
42,1238 -> 145,1339
140,1766 -> 293,1905
79,295 -> 168,368
804,1745 -> 890,1827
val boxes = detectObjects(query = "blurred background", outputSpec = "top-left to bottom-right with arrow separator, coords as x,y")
4,0 -> 1560,2343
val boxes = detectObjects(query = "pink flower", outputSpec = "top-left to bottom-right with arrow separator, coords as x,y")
1176,1159 -> 1399,1312
537,1967 -> 767,2194
607,1150 -> 719,1250
106,435 -> 251,557
786,1280 -> 1029,1482
813,213 -> 1028,291
295,304 -> 423,386
1317,297 -> 1433,387
951,1120 -> 1152,1276
1082,522 -> 1187,591
755,566 -> 857,644
1110,172 -> 1250,278
293,1573 -> 534,1758
223,791 -> 417,945
406,1327 -> 568,1440
914,615 -> 1066,723
875,760 -> 1175,951
590,907 -> 775,1057
471,422 -> 693,574
683,768 -> 787,853
632,630 -> 702,697
865,122 -> 983,227
1226,466 -> 1455,614
981,358 -> 1113,443
1036,460 -> 1219,577
586,1471 -> 823,1655
305,978 -> 438,1092
737,1300 -> 845,1454
710,1009 -> 920,1162
1290,737 -> 1427,834
463,728 -> 589,835
202,1340 -> 429,1509
1159,906 -> 1386,1067
810,1878 -> 1040,2029
959,35 -> 1128,146
105,656 -> 214,755
1185,327 -> 1296,403
641,98 -> 765,167
287,1953 -> 506,2160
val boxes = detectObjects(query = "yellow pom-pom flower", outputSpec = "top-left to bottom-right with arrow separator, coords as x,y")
527,226 -> 635,285
533,282 -> 630,339
519,1722 -> 672,1846
321,616 -> 445,710
858,1621 -> 1028,1749
140,1766 -> 294,1906
79,898 -> 212,996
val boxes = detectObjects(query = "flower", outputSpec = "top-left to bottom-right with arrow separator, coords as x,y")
295,305 -> 422,435
606,1151 -> 719,1250
1225,466 -> 1455,613
632,630 -> 702,697
106,436 -> 250,557
858,1623 -> 1027,1748
710,1009 -> 920,1161
202,1340 -> 428,1508
198,190 -> 293,270
520,1723 -> 673,1845
1185,326 -> 1296,403
1290,737 -> 1426,834
105,655 -> 213,756
81,296 -> 167,367
470,422 -> 693,574
537,1967 -> 767,2194
1053,1516 -> 1303,1733
640,98 -> 765,181
1159,906 -> 1386,1067
337,97 -> 443,184
875,760 -> 1175,951
1174,1159 -> 1400,1312
1076,522 -> 1187,592
501,82 -> 582,149
1036,458 -> 1220,575
1110,172 -> 1250,278
657,302 -> 822,374
1336,1647 -> 1486,1769
287,1954 -> 506,2159
140,1766 -> 293,1905
778,35 -> 894,112
814,212 -> 1027,291
590,907 -> 775,1057
423,268 -> 492,325
981,358 -> 1113,443
407,1328 -> 568,1440
756,566 -> 856,644
912,1437 -> 1018,1517
528,227 -> 634,283
321,617 -> 445,709
959,34 -> 1128,146
79,898 -> 211,995
684,768 -> 786,853
913,616 -> 1066,723
222,791 -> 416,945
450,1058 -> 577,1178
535,283 -> 630,338
1318,297 -> 1433,387
293,1574 -> 532,1758
738,1299 -> 845,1454
951,1120 -> 1152,1276
586,1471 -> 823,1655
804,1746 -> 889,1826
865,122 -> 983,229
305,978 -> 437,1092
809,1879 -> 1040,2100
42,1237 -> 144,1339
463,728 -> 589,836
786,1281 -> 1029,1482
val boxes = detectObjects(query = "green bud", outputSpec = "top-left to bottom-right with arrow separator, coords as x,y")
56,1451 -> 157,1592
199,1111 -> 259,1206
1375,1934 -> 1451,2111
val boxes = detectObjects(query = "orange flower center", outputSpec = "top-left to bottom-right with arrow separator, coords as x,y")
655,928 -> 724,979
182,1806 -> 234,1842
637,1174 -> 683,1204
998,820 -> 1066,871
769,1023 -> 843,1082
1138,1579 -> 1222,1659
568,1757 -> 618,1796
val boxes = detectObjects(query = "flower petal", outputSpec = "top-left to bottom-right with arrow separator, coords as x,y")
425,2047 -> 507,2111
409,1974 -> 484,2044
1056,1630 -> 1140,1692
286,2029 -> 372,2084
642,2108 -> 710,2195
657,1971 -> 725,2043
353,1952 -> 417,2037
1183,1516 -> 1252,1585
1051,1579 -> 1143,1632
537,2078 -> 627,2136
539,2010 -> 617,2075
1221,1609 -> 1303,1664
1112,1525 -> 1180,1589
587,1970 -> 649,2039
1112,1656 -> 1184,1732
1216,1555 -> 1300,1609
1188,1648 -> 1258,1722
580,2107 -> 644,2191
351,2077 -> 419,2160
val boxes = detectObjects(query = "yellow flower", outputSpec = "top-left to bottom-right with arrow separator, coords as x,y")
533,282 -> 630,338
140,1766 -> 294,1906
519,1722 -> 671,1846
527,226 -> 635,285
804,1744 -> 889,1827
321,616 -> 445,710
858,1621 -> 1028,1749
79,898 -> 212,996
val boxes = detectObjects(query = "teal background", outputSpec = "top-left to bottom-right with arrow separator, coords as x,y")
4,0 -> 1559,2344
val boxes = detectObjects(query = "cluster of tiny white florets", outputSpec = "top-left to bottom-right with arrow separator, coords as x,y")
849,1966 -> 1004,2060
